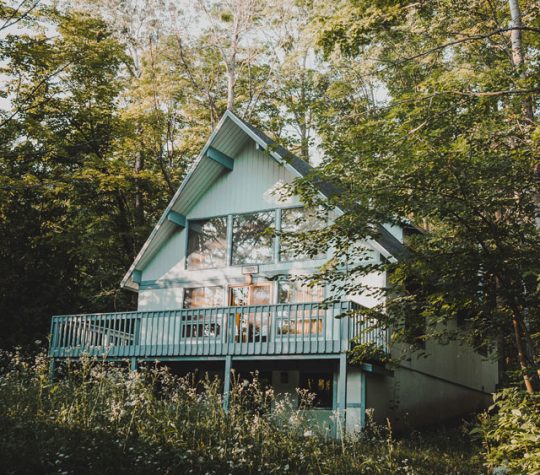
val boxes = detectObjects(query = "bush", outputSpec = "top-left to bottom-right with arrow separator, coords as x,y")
0,350 -> 482,474
475,388 -> 540,475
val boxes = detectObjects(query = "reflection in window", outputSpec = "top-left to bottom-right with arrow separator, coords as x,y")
187,217 -> 227,269
299,372 -> 333,408
278,281 -> 324,304
184,286 -> 224,309
280,207 -> 325,261
277,281 -> 325,336
181,315 -> 221,339
232,211 -> 274,265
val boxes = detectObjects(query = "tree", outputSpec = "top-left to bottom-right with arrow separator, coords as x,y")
290,0 -> 540,392
0,5 -> 162,347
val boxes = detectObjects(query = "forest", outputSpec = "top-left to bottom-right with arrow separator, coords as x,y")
1,0 -> 539,473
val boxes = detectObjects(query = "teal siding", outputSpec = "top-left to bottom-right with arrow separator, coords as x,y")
142,228 -> 184,282
137,140 -> 385,313
189,141 -> 301,219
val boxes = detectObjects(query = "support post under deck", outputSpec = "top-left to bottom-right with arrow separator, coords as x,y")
360,370 -> 366,428
223,355 -> 233,412
48,358 -> 56,383
337,353 -> 347,436
130,358 -> 138,371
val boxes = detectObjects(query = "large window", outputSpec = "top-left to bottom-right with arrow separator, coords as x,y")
183,286 -> 224,308
182,287 -> 225,340
232,211 -> 275,265
187,217 -> 227,269
280,207 -> 325,261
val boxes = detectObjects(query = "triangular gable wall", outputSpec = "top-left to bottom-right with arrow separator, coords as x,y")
121,110 -> 405,291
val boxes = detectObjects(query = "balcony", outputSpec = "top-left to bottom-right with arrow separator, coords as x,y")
49,301 -> 388,360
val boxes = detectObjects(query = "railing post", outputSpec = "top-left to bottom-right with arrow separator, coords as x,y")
223,355 -> 233,412
49,318 -> 58,357
340,302 -> 350,353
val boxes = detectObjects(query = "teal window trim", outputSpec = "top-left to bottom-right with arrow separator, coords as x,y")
226,214 -> 234,266
274,208 -> 281,263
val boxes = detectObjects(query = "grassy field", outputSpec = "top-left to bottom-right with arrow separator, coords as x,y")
0,351 -> 503,474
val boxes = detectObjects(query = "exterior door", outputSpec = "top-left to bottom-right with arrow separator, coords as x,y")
229,284 -> 271,342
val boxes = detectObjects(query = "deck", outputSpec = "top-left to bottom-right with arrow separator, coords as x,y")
49,301 -> 388,361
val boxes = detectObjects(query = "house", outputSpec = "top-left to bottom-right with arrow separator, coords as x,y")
48,110 -> 498,432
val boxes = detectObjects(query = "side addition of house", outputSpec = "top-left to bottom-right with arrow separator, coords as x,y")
49,110 -> 499,432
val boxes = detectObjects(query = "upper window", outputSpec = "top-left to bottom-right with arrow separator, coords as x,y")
187,217 -> 227,269
280,207 -> 325,262
232,211 -> 275,265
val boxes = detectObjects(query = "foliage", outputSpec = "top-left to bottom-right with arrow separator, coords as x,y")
475,388 -> 540,474
347,340 -> 395,367
0,0 -> 335,349
0,351 -> 483,474
286,0 -> 540,389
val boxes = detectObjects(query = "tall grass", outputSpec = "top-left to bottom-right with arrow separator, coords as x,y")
0,350 -> 483,474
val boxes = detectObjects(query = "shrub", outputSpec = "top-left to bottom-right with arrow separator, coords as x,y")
475,388 -> 540,475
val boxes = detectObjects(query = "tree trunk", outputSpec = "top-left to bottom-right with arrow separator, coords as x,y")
508,0 -> 539,390
508,0 -> 534,121
512,311 -> 534,393
134,146 -> 145,233
226,58 -> 236,111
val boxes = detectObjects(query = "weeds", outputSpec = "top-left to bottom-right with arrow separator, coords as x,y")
0,350 -> 483,474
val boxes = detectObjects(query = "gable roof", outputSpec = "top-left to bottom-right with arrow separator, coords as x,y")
121,110 -> 406,291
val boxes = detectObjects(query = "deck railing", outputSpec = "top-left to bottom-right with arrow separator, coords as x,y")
49,301 -> 389,359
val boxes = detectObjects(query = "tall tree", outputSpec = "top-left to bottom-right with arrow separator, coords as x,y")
290,0 -> 540,392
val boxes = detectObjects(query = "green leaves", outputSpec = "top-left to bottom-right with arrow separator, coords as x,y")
291,0 -> 540,375
477,388 -> 540,473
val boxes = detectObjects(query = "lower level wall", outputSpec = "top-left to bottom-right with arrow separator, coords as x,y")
366,367 -> 492,431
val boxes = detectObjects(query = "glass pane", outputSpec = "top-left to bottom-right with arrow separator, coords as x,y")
299,372 -> 333,408
232,211 -> 274,265
280,207 -> 325,261
184,286 -> 224,308
187,216 -> 227,269
277,318 -> 323,335
229,286 -> 249,307
251,285 -> 271,305
278,281 -> 324,304
181,316 -> 221,338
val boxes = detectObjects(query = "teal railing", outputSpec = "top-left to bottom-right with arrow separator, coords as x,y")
49,301 -> 388,359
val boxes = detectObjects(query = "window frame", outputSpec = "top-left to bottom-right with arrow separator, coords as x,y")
183,205 -> 328,271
